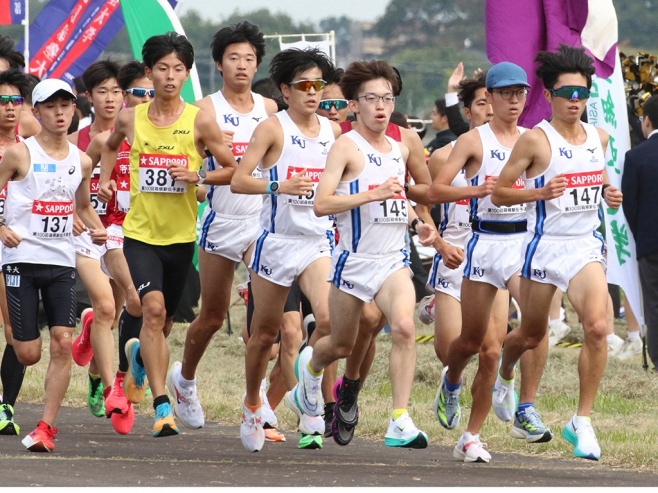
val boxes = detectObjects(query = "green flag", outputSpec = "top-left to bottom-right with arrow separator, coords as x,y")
120,0 -> 202,103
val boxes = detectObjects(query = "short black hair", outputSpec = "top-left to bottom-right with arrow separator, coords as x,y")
535,44 -> 595,90
118,61 -> 147,90
458,70 -> 487,109
340,60 -> 400,102
390,111 -> 408,128
643,94 -> 658,129
269,48 -> 335,93
82,59 -> 121,94
143,32 -> 194,71
0,68 -> 31,98
252,77 -> 287,111
23,74 -> 40,105
211,21 -> 266,67
433,98 -> 447,117
0,35 -> 24,70
72,76 -> 86,94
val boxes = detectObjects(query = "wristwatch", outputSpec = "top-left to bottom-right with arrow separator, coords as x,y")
269,181 -> 281,195
197,169 -> 207,185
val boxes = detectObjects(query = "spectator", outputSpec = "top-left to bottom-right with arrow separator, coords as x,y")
425,98 -> 457,156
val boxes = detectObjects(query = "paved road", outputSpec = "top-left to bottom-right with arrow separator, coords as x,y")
1,404 -> 656,487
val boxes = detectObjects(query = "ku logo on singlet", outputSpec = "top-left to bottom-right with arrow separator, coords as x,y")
367,154 -> 382,166
490,149 -> 506,161
559,148 -> 573,159
291,135 -> 306,148
223,114 -> 240,127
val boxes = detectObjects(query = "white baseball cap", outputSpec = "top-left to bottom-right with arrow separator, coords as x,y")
32,78 -> 76,105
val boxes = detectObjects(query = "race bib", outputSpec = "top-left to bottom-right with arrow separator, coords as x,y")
484,176 -> 526,215
556,170 -> 603,213
116,175 -> 131,212
30,200 -> 73,239
138,153 -> 188,193
90,176 -> 107,215
286,166 -> 324,206
454,198 -> 470,229
368,184 -> 408,223
0,184 -> 6,216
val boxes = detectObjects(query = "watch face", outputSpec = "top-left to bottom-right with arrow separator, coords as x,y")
271,181 -> 279,191
199,170 -> 207,178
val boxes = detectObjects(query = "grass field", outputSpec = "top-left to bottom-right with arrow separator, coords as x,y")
8,286 -> 658,471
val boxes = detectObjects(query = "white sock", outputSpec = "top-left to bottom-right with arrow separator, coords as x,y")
627,331 -> 641,340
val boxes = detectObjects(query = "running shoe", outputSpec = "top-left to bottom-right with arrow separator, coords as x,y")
548,320 -> 571,347
72,308 -> 94,366
616,337 -> 642,360
259,378 -> 278,428
152,402 -> 180,438
124,338 -> 148,404
105,372 -> 134,435
417,295 -> 436,325
87,373 -> 105,418
240,399 -> 264,452
607,334 -> 625,357
562,415 -> 601,460
288,346 -> 323,416
166,361 -> 204,429
384,413 -> 428,448
323,402 -> 335,438
434,366 -> 461,429
264,426 -> 286,442
298,432 -> 323,449
332,376 -> 361,446
0,403 -> 19,435
236,282 -> 249,305
509,406 -> 553,443
453,431 -> 491,463
492,371 -> 516,422
22,420 -> 57,452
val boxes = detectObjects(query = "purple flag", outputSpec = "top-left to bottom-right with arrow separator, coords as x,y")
486,0 -> 618,127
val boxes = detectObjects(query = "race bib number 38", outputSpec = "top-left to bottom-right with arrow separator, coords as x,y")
368,184 -> 408,223
286,166 -> 324,206
30,200 -> 73,238
139,153 -> 188,193
557,171 -> 603,213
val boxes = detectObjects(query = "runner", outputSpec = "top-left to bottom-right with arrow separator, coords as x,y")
68,60 -> 123,423
0,78 -> 107,452
286,59 -> 438,450
99,32 -> 235,437
230,47 -> 341,452
430,62 -> 551,463
0,68 -> 30,436
492,45 -> 622,461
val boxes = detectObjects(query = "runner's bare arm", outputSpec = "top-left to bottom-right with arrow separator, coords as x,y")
401,127 -> 432,205
0,143 -> 28,247
492,129 -> 565,206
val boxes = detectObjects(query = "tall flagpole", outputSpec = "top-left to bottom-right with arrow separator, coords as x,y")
22,0 -> 29,69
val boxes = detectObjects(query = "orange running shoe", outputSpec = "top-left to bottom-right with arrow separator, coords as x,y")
22,420 -> 58,452
72,308 -> 94,366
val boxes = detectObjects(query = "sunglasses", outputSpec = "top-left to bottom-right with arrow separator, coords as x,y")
0,95 -> 24,105
125,88 -> 155,98
318,99 -> 348,111
289,79 -> 327,92
549,86 -> 590,100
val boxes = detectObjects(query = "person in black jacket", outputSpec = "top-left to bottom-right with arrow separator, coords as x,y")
425,98 -> 457,156
622,94 -> 658,370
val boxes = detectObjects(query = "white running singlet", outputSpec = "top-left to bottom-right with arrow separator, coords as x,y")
524,120 -> 605,237
439,141 -> 470,247
258,111 -> 334,236
334,130 -> 407,255
3,137 -> 82,267
205,91 -> 268,218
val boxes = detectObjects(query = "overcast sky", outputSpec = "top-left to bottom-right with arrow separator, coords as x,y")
176,0 -> 388,24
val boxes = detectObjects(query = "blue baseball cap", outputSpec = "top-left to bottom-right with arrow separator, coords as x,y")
485,62 -> 530,90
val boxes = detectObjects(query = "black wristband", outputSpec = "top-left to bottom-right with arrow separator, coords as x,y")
602,183 -> 611,199
404,183 -> 409,193
411,217 -> 425,233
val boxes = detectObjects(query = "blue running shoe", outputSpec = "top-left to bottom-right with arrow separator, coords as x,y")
124,338 -> 147,404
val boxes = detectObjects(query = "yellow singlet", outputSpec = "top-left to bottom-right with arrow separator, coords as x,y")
123,102 -> 202,245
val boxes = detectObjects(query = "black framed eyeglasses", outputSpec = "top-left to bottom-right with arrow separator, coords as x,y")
318,99 -> 348,111
493,88 -> 528,100
549,85 -> 590,100
356,94 -> 396,104
125,88 -> 155,98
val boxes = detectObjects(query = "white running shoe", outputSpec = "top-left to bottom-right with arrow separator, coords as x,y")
417,295 -> 435,325
607,334 -> 625,357
616,337 -> 642,360
166,361 -> 205,429
240,398 -> 265,452
561,415 -> 600,461
290,346 -> 323,416
548,320 -> 571,347
384,413 -> 428,449
299,413 -> 325,435
453,431 -> 491,463
492,372 -> 516,422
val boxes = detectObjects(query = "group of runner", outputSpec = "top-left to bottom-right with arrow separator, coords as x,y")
0,23 -> 622,464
